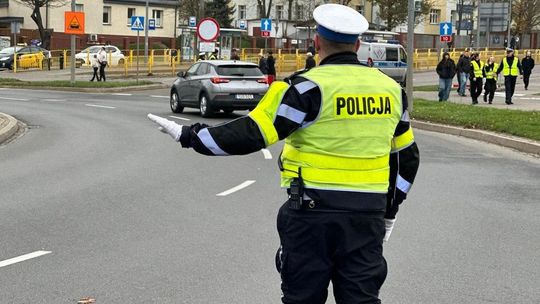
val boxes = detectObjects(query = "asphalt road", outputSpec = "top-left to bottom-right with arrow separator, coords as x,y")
1,88 -> 539,303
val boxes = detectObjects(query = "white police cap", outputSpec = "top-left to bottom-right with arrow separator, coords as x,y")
313,4 -> 369,44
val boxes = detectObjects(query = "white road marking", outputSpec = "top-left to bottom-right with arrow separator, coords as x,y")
0,251 -> 51,268
0,96 -> 29,101
169,115 -> 190,121
151,95 -> 169,99
85,104 -> 116,109
520,97 -> 532,100
43,99 -> 67,102
111,93 -> 132,96
261,149 -> 272,159
216,180 -> 256,196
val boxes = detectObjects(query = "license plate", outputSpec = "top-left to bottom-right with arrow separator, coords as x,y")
236,94 -> 253,100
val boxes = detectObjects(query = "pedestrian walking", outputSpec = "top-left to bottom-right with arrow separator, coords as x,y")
230,48 -> 240,60
97,47 -> 107,82
470,52 -> 484,104
522,50 -> 535,90
147,4 -> 420,303
497,48 -> 523,105
482,56 -> 498,104
90,54 -> 100,82
436,52 -> 456,102
266,50 -> 276,84
305,52 -> 316,69
456,49 -> 471,96
258,53 -> 268,75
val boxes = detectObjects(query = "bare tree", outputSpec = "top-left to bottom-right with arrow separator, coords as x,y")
257,0 -> 274,18
372,0 -> 433,30
16,0 -> 67,49
512,0 -> 540,39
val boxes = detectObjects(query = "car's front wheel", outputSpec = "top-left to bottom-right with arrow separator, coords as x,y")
170,90 -> 184,113
199,93 -> 213,118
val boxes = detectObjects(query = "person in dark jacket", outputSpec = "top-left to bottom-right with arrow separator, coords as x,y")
230,48 -> 240,60
305,52 -> 316,69
496,48 -> 523,105
456,50 -> 471,96
436,52 -> 456,101
482,56 -> 498,104
266,50 -> 276,84
258,53 -> 268,75
522,50 -> 535,90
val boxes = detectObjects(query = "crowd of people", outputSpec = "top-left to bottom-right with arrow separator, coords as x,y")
436,48 -> 535,104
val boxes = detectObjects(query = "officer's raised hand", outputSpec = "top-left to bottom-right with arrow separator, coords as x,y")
147,113 -> 183,141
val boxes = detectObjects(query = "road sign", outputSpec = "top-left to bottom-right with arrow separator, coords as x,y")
261,18 -> 272,31
10,22 -> 21,34
261,30 -> 270,37
239,20 -> 247,30
197,18 -> 220,42
199,42 -> 216,52
440,35 -> 452,42
189,16 -> 196,27
64,11 -> 85,34
148,19 -> 156,30
439,22 -> 452,36
131,16 -> 145,31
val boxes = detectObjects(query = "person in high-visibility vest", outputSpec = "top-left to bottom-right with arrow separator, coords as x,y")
147,4 -> 420,303
469,52 -> 485,104
482,56 -> 498,104
496,48 -> 523,105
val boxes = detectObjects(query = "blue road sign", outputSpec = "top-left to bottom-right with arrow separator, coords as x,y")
189,16 -> 196,27
148,19 -> 156,30
131,16 -> 145,31
261,18 -> 271,31
239,20 -> 247,30
439,22 -> 452,36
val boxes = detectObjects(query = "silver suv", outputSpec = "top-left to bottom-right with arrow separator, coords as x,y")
170,60 -> 269,117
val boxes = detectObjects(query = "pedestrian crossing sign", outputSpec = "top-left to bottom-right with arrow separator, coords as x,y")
131,16 -> 145,31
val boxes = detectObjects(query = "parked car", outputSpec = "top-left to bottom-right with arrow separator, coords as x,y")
0,46 -> 50,70
75,45 -> 125,66
170,60 -> 269,117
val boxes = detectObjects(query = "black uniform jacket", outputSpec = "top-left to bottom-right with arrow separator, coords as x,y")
179,52 -> 420,217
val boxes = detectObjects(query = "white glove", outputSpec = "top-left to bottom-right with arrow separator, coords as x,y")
383,218 -> 396,243
147,113 -> 183,141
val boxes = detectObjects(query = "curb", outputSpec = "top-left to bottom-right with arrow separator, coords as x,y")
0,113 -> 19,145
412,120 -> 540,155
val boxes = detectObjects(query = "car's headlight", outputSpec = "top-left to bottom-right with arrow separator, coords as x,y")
0,57 -> 9,61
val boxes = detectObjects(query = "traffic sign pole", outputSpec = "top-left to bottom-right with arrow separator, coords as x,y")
70,0 -> 75,85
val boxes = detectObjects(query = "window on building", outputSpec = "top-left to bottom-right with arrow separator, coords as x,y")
152,10 -> 163,27
295,4 -> 304,20
238,5 -> 246,20
103,6 -> 111,24
450,10 -> 456,25
355,5 -> 364,15
276,5 -> 284,20
75,4 -> 84,12
429,9 -> 440,24
127,8 -> 136,26
257,4 -> 263,18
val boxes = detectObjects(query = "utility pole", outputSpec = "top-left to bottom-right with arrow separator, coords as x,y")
476,1 -> 481,48
406,0 -> 415,111
70,0 -> 75,85
145,0 -> 149,63
507,0 -> 512,47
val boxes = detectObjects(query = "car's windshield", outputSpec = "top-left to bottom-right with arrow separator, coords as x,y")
0,47 -> 22,55
81,46 -> 102,53
217,65 -> 263,76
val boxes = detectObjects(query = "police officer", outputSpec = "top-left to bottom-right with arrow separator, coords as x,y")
497,48 -> 523,105
470,52 -> 484,104
208,49 -> 218,60
483,56 -> 498,104
148,4 -> 420,303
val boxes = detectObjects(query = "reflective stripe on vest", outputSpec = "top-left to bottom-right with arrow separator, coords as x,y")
472,61 -> 484,78
503,57 -> 519,76
248,81 -> 289,146
280,65 -> 402,193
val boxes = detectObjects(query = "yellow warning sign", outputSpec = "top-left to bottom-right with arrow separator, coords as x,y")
65,11 -> 85,34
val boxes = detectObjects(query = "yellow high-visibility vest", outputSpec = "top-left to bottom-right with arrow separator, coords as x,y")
472,60 -> 485,78
502,57 -> 519,76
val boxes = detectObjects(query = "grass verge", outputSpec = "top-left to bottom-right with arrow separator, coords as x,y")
412,99 -> 540,141
413,85 -> 439,92
0,78 -> 155,88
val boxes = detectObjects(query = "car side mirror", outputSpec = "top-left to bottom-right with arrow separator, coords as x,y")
177,71 -> 186,78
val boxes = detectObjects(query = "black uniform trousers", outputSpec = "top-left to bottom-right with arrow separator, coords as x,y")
470,78 -> 483,103
276,202 -> 387,304
99,63 -> 107,82
523,73 -> 531,89
504,76 -> 517,103
483,79 -> 497,102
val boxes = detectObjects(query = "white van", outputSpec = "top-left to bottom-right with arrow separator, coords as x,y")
357,40 -> 407,85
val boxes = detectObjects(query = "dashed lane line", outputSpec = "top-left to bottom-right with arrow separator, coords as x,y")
261,149 -> 272,159
150,95 -> 169,99
169,115 -> 191,121
111,93 -> 132,96
0,251 -> 51,268
85,104 -> 116,109
216,180 -> 256,196
0,96 -> 29,101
